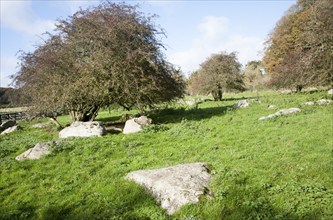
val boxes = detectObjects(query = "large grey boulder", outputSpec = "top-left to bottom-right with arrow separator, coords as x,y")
15,141 -> 60,161
233,100 -> 249,108
1,125 -> 21,135
327,89 -> 333,95
0,120 -> 16,132
126,162 -> 211,214
59,121 -> 106,138
123,116 -> 152,134
259,108 -> 301,120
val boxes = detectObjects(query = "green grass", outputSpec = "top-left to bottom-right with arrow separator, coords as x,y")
1,90 -> 332,219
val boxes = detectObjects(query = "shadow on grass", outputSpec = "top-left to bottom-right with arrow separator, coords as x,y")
96,115 -> 121,123
222,96 -> 259,102
148,104 -> 234,124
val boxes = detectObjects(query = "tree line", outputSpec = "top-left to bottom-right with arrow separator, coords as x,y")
12,0 -> 332,122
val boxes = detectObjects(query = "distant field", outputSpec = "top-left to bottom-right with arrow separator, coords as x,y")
0,90 -> 332,219
0,106 -> 28,113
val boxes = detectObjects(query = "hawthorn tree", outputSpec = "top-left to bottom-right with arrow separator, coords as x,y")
13,2 -> 185,122
188,52 -> 245,101
263,0 -> 333,90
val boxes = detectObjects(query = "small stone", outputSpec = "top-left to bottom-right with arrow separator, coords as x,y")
280,89 -> 292,94
328,89 -> 333,95
233,100 -> 249,108
317,99 -> 332,105
123,116 -> 152,134
305,101 -> 314,106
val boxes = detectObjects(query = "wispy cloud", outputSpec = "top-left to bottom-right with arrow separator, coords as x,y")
169,16 -> 263,75
0,57 -> 18,87
0,1 -> 55,36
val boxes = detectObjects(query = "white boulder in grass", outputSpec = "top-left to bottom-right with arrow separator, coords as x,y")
328,89 -> 333,95
59,121 -> 106,138
15,141 -> 58,161
259,108 -> 301,120
305,101 -> 314,106
1,125 -> 21,135
123,116 -> 152,134
126,162 -> 212,215
317,99 -> 332,105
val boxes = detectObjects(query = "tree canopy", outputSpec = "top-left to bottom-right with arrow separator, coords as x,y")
242,60 -> 268,91
263,0 -> 333,90
13,1 -> 185,121
188,52 -> 245,101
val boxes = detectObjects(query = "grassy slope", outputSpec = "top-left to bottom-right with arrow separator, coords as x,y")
0,91 -> 332,219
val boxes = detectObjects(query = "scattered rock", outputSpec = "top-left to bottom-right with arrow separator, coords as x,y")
15,141 -> 61,161
233,100 -> 249,108
126,162 -> 211,214
317,99 -> 332,105
259,108 -> 301,120
0,120 -> 16,132
328,89 -> 333,95
59,121 -> 106,138
185,100 -> 196,106
1,125 -> 21,135
267,105 -> 277,110
250,99 -> 262,104
123,116 -> 152,134
305,87 -> 318,93
280,89 -> 293,94
305,101 -> 314,106
32,122 -> 52,128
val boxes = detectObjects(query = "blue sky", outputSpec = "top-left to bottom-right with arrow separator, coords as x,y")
0,0 -> 295,87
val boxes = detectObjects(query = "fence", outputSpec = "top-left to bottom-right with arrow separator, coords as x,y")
0,112 -> 26,122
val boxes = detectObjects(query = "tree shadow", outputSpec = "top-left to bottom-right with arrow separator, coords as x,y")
222,96 -> 259,102
148,104 -> 234,125
96,115 -> 121,123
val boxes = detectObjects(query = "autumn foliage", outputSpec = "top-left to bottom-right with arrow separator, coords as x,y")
263,0 -> 333,90
13,2 -> 185,121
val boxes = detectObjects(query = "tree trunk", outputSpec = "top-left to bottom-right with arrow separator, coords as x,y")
212,84 -> 223,101
69,105 -> 100,122
49,117 -> 63,129
296,84 -> 303,92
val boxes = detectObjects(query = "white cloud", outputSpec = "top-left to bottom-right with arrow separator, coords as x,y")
197,16 -> 229,40
169,16 -> 264,75
0,57 -> 18,87
0,1 -> 55,36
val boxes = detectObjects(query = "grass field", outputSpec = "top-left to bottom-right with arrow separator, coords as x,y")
0,90 -> 332,219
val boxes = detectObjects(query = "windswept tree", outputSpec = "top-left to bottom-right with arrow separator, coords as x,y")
263,0 -> 333,90
13,1 -> 185,122
188,52 -> 245,101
